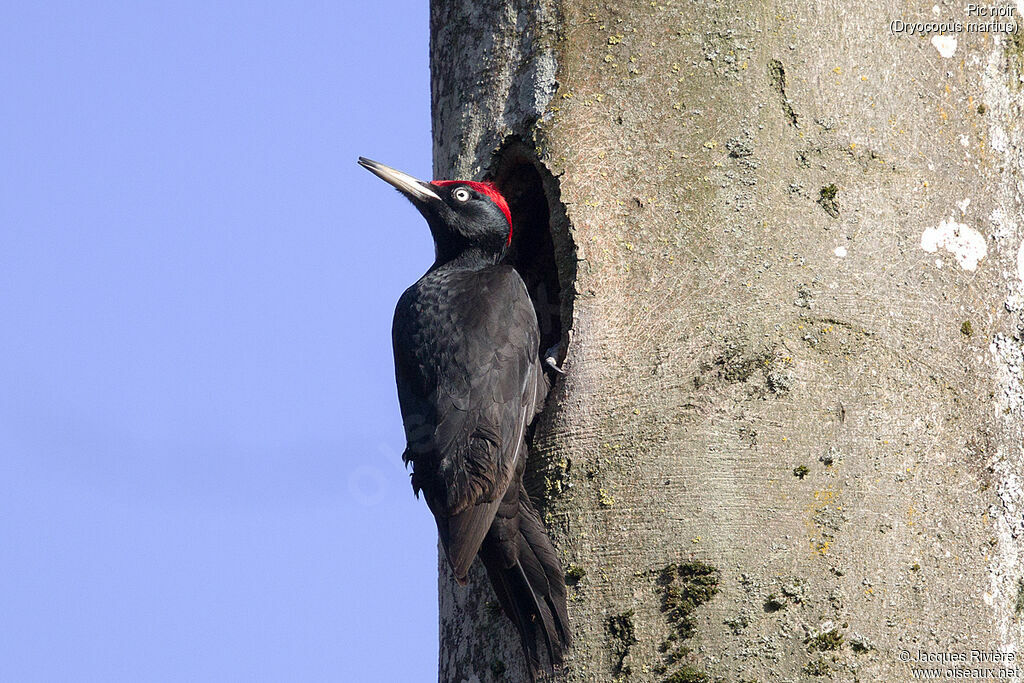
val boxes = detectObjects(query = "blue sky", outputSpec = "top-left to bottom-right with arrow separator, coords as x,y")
1,2 -> 440,680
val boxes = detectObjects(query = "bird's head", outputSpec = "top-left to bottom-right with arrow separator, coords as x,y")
359,157 -> 512,264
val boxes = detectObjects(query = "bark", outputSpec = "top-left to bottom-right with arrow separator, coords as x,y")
431,0 -> 1024,680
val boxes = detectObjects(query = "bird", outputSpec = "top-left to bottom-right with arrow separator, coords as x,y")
359,157 -> 570,679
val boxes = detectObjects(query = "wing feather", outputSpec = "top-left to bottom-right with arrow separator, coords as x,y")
392,265 -> 543,580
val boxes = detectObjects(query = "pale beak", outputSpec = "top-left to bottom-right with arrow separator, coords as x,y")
358,157 -> 441,203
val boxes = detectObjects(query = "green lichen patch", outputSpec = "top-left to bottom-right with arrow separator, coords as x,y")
565,564 -> 587,586
663,665 -> 710,683
818,184 -> 840,218
793,465 -> 810,479
1015,579 -> 1024,615
961,320 -> 974,337
541,456 -> 572,500
607,610 -> 638,676
803,658 -> 831,676
653,560 -> 720,680
659,562 -> 720,639
806,628 -> 844,652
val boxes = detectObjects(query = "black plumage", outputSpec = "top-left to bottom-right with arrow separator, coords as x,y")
359,158 -> 570,678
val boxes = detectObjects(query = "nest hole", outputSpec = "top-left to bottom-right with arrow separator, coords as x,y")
489,140 -> 574,361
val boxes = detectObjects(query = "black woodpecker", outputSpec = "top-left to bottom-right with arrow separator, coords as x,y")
359,157 -> 570,678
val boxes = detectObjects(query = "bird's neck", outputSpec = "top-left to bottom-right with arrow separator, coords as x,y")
432,246 -> 503,271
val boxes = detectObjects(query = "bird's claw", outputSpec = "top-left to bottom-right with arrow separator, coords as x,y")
544,343 -> 565,374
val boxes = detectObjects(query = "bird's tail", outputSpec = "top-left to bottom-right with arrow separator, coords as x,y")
479,482 -> 570,680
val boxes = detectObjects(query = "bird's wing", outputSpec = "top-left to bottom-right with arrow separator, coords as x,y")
393,265 -> 542,580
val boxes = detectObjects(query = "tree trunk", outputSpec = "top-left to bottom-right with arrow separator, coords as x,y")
431,0 -> 1024,680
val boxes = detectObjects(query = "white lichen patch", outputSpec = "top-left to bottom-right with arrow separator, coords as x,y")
990,123 -> 1010,154
834,246 -> 847,258
920,218 -> 987,271
957,198 -> 971,215
990,207 -> 1015,242
931,35 -> 957,58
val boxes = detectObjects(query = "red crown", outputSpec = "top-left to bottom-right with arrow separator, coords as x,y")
432,181 -> 513,245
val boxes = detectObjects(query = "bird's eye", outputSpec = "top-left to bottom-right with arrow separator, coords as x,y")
453,187 -> 471,202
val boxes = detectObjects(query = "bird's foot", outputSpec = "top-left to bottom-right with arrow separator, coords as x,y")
543,343 -> 565,374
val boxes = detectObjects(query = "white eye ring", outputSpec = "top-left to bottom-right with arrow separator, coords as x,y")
453,187 -> 471,202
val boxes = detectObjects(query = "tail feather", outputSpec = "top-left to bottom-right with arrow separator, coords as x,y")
481,555 -> 545,678
517,487 -> 570,649
479,482 -> 570,679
